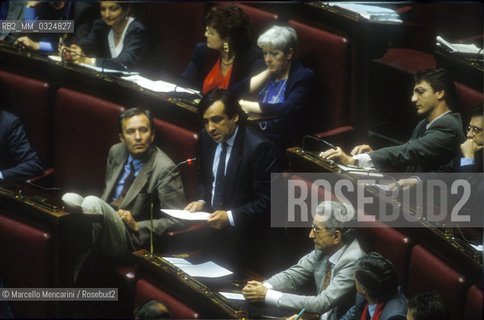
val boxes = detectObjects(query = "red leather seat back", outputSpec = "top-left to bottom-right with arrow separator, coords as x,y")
0,70 -> 51,167
456,83 -> 483,126
141,3 -> 208,79
464,285 -> 483,320
153,118 -> 199,201
407,245 -> 466,320
53,88 -> 124,195
288,20 -> 351,131
236,4 -> 278,35
0,214 -> 53,318
357,220 -> 411,289
135,278 -> 200,319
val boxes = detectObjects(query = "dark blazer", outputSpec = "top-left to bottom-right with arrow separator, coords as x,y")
437,150 -> 483,173
179,42 -> 265,96
197,125 -> 279,228
370,111 -> 465,172
0,110 -> 43,183
79,18 -> 148,71
258,60 -> 318,148
339,291 -> 407,320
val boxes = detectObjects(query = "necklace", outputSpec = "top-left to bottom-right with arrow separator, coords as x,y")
221,55 -> 235,66
262,78 -> 288,104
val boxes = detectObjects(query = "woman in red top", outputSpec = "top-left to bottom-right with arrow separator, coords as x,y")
179,5 -> 264,96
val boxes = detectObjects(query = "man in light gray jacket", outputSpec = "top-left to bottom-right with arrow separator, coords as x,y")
243,201 -> 365,320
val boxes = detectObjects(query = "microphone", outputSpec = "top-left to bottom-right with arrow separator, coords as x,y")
149,157 -> 197,255
302,135 -> 337,151
24,180 -> 61,192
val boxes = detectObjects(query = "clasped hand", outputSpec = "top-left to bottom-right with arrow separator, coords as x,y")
242,280 -> 267,302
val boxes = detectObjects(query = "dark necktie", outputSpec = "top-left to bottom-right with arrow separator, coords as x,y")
213,143 -> 228,209
119,161 -> 136,200
321,259 -> 332,291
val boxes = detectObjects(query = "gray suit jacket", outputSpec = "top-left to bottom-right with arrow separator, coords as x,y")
370,111 -> 465,172
101,143 -> 186,249
266,239 -> 365,319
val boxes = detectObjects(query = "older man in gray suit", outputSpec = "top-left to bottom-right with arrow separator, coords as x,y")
63,108 -> 185,277
243,201 -> 364,320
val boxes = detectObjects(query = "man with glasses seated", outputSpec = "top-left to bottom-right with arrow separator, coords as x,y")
438,104 -> 483,172
320,69 -> 465,172
242,201 -> 364,320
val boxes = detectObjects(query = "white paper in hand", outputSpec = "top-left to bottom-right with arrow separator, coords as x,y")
161,209 -> 210,221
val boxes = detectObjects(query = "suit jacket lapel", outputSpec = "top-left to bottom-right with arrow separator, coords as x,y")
102,147 -> 127,202
121,147 -> 155,208
223,127 -> 244,206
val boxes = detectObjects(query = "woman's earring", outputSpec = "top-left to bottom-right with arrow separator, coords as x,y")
223,42 -> 229,53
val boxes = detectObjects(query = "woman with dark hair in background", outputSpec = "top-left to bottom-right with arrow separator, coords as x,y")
61,1 -> 147,72
179,5 -> 264,96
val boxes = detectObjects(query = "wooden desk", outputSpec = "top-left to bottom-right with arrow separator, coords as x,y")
133,249 -> 290,319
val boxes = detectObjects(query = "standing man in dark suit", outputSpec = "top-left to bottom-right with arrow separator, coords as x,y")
184,88 -> 279,267
320,69 -> 465,172
63,108 -> 185,279
0,109 -> 43,183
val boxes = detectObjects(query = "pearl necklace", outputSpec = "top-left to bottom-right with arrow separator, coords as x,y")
262,78 -> 288,104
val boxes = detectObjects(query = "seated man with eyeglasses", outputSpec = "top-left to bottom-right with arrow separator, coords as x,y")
242,201 -> 364,320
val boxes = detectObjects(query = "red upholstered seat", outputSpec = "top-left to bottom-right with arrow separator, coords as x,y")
456,83 -> 484,125
141,2 -> 208,79
135,278 -> 200,319
357,219 -> 412,289
407,245 -> 467,320
0,70 -> 51,167
53,88 -> 124,195
288,20 -> 351,132
236,4 -> 278,35
0,214 -> 53,318
373,48 -> 436,74
464,285 -> 483,320
153,118 -> 199,201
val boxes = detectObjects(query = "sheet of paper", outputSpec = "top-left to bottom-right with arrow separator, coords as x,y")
122,75 -> 199,94
48,55 -> 139,75
470,244 -> 483,252
162,257 -> 192,266
337,164 -> 384,178
219,292 -> 245,300
161,209 -> 210,221
178,261 -> 233,278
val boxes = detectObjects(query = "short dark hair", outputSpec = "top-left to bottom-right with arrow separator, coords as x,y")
414,68 -> 457,110
470,104 -> 483,118
118,108 -> 154,135
408,292 -> 448,320
205,5 -> 252,54
198,88 -> 247,123
354,252 -> 398,302
134,299 -> 171,320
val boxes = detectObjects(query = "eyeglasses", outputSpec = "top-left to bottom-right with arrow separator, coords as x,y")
311,224 -> 324,233
467,125 -> 483,136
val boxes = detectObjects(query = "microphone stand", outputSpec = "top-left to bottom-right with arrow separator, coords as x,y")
149,158 -> 197,255
302,134 -> 338,152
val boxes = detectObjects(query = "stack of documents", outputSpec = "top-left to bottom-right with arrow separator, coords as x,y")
436,36 -> 483,58
326,2 -> 402,24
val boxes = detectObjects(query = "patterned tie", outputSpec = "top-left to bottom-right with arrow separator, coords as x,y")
213,143 -> 227,209
322,259 -> 332,291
